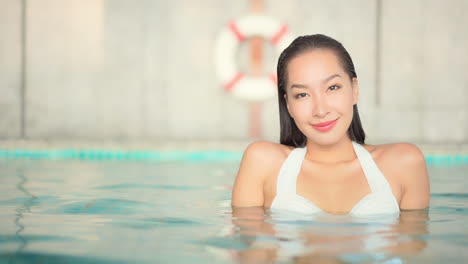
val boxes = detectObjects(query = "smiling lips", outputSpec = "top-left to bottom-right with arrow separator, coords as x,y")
311,118 -> 339,132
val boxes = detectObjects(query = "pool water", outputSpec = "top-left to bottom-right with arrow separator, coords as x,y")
0,159 -> 467,263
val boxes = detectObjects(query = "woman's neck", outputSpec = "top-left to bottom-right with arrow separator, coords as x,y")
304,137 -> 357,165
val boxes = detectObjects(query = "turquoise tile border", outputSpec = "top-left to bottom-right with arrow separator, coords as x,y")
0,149 -> 242,162
425,155 -> 468,167
0,149 -> 467,166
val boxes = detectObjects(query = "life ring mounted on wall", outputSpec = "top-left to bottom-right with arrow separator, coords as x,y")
214,15 -> 292,101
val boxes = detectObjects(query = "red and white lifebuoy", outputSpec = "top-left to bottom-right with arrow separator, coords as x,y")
214,15 -> 292,101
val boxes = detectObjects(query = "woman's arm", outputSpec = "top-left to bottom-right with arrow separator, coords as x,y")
396,143 -> 430,210
231,141 -> 276,207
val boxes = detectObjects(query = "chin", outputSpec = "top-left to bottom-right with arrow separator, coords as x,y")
304,129 -> 348,146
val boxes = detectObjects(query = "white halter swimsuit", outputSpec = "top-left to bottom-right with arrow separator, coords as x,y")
270,141 -> 400,216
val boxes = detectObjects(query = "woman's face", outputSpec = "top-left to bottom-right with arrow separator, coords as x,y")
284,49 -> 358,146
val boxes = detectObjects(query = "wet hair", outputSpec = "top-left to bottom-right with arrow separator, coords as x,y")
277,34 -> 366,147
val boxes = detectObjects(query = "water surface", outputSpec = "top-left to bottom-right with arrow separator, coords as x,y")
0,160 -> 467,263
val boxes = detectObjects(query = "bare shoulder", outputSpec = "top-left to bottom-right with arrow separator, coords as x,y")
231,141 -> 292,207
243,140 -> 292,164
366,142 -> 430,209
238,140 -> 292,182
369,142 -> 426,168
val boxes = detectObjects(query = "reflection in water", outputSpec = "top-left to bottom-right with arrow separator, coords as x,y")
229,206 -> 429,264
13,168 -> 37,259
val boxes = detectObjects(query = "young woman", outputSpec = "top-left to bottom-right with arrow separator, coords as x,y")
231,34 -> 430,216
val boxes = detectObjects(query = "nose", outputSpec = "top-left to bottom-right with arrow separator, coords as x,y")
312,95 -> 329,118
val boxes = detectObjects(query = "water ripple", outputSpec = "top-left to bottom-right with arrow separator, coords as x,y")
431,193 -> 468,199
94,184 -> 204,190
52,198 -> 154,215
115,217 -> 204,229
0,234 -> 73,244
0,252 -> 132,264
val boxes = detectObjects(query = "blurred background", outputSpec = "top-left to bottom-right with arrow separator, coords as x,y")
0,0 -> 467,151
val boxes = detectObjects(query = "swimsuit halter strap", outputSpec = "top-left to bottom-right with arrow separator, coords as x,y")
276,147 -> 307,195
352,141 -> 389,192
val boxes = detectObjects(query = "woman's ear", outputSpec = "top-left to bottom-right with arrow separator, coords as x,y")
352,78 -> 359,105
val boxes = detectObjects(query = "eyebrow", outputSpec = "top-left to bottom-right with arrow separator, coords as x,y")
290,74 -> 342,90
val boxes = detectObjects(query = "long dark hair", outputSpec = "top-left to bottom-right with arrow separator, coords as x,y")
277,34 -> 366,147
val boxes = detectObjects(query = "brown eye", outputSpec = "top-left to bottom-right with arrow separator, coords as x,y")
295,93 -> 307,99
328,85 -> 341,91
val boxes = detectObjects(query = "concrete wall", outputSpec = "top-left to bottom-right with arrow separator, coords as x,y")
0,0 -> 21,137
0,0 -> 466,144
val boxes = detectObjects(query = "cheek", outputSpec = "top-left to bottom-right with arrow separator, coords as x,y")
331,91 -> 354,112
289,101 -> 311,119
